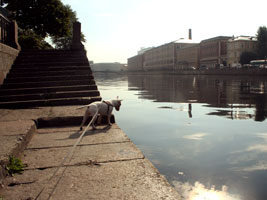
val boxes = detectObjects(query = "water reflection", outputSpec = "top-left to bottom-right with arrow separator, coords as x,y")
173,181 -> 241,200
128,74 -> 267,121
93,72 -> 267,200
183,133 -> 207,140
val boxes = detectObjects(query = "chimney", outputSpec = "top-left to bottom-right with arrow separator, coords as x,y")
188,29 -> 192,40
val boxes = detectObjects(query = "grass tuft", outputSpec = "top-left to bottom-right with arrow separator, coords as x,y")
6,156 -> 25,176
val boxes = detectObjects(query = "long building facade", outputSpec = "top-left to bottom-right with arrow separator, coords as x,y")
199,36 -> 231,68
144,38 -> 197,71
127,31 -> 257,71
128,54 -> 144,71
144,42 -> 176,71
176,44 -> 199,70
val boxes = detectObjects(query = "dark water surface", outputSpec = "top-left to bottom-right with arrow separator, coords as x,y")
94,72 -> 267,200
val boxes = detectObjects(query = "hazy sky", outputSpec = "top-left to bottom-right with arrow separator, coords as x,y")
62,0 -> 267,63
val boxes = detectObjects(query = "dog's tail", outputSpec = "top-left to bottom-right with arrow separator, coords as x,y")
76,105 -> 90,110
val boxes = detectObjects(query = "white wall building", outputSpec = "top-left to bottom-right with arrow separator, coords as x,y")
227,36 -> 258,67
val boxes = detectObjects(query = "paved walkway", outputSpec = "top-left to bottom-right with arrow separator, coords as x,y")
0,106 -> 181,199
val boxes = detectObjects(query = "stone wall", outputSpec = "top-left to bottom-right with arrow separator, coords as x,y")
0,43 -> 19,85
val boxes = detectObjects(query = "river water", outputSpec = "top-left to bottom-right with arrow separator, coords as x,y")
93,72 -> 267,200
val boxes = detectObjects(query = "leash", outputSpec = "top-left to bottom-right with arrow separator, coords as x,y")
34,110 -> 99,200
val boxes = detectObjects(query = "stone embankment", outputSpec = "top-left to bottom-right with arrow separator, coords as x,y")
175,68 -> 267,76
0,106 -> 181,200
0,43 -> 19,85
127,68 -> 267,76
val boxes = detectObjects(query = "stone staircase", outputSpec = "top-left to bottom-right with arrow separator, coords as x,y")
0,49 -> 101,108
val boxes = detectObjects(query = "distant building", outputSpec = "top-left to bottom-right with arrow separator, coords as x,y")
227,36 -> 258,67
91,63 -> 126,72
199,36 -> 231,68
127,29 -> 197,71
128,54 -> 144,71
138,47 -> 153,55
127,30 -> 260,71
144,42 -> 176,71
144,38 -> 195,71
176,43 -> 199,70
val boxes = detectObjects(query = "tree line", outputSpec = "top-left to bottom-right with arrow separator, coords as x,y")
240,26 -> 267,65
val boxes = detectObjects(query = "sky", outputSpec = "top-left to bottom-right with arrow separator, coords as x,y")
61,0 -> 267,64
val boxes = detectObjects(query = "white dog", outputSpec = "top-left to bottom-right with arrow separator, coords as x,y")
78,99 -> 122,130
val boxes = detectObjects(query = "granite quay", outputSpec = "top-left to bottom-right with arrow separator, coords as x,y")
0,106 -> 181,199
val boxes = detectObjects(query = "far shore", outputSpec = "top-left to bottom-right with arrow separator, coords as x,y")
92,68 -> 267,76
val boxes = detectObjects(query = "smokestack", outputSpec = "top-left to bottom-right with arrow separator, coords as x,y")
189,29 -> 192,40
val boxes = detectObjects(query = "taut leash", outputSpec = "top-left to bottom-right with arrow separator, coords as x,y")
35,110 -> 99,200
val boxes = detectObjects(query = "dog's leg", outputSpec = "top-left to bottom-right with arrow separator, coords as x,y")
80,108 -> 90,131
91,113 -> 98,130
97,114 -> 102,125
107,114 -> 112,126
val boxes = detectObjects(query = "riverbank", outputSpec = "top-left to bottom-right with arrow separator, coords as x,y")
166,68 -> 267,76
95,68 -> 267,76
0,106 -> 181,199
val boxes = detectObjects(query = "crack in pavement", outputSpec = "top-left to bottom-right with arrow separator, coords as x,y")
25,140 -> 132,150
24,157 -> 145,171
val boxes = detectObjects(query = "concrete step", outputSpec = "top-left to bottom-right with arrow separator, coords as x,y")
10,66 -> 91,73
0,79 -> 96,89
16,51 -> 86,56
14,58 -> 89,65
0,85 -> 98,96
0,49 -> 100,108
14,59 -> 89,66
0,90 -> 100,102
7,70 -> 92,78
36,115 -> 115,128
12,62 -> 89,68
0,96 -> 101,108
16,55 -> 89,63
15,55 -> 88,62
4,75 -> 94,83
19,49 -> 85,56
16,52 -> 88,63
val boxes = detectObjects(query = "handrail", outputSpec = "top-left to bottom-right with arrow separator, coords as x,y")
0,12 -> 10,22
0,12 -> 11,46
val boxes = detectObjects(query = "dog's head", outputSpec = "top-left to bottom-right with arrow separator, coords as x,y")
111,97 -> 122,111
115,100 -> 122,111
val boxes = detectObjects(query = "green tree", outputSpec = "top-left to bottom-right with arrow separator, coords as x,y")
51,31 -> 86,49
18,29 -> 53,49
50,4 -> 86,49
3,0 -> 79,49
256,26 -> 267,60
4,0 -> 73,38
240,51 -> 258,65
